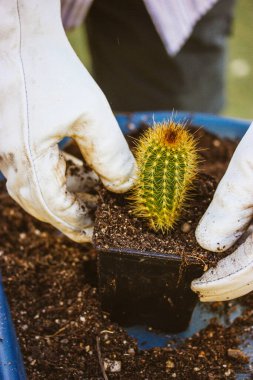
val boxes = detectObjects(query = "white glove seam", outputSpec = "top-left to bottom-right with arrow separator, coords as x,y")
193,259 -> 253,285
17,0 -> 82,234
198,281 -> 253,301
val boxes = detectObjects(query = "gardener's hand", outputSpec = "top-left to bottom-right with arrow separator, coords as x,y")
0,0 -> 136,243
191,122 -> 253,301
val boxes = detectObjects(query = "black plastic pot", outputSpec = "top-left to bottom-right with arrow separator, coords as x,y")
96,246 -> 204,333
94,112 -> 251,335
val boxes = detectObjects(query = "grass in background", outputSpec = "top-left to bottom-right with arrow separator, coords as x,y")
67,27 -> 91,72
67,0 -> 253,120
224,0 -> 253,119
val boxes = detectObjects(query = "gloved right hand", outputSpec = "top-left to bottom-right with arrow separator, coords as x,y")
0,0 -> 136,243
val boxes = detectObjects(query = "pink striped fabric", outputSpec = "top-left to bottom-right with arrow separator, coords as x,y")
61,0 -> 93,30
143,0 -> 219,55
61,0 -> 218,56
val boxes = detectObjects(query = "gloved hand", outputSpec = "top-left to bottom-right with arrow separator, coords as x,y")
0,0 -> 136,243
191,122 -> 253,301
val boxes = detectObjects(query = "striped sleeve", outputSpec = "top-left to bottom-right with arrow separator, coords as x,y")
61,0 -> 218,56
61,0 -> 93,30
143,0 -> 219,56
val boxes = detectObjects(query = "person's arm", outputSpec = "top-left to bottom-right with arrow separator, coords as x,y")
0,0 -> 136,242
191,122 -> 253,301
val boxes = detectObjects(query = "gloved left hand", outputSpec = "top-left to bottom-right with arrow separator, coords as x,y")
0,0 -> 136,243
191,122 -> 253,302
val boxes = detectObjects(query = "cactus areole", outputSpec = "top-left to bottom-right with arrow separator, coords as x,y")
130,121 -> 198,232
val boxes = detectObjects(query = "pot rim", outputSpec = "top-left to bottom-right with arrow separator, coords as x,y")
94,244 -> 204,266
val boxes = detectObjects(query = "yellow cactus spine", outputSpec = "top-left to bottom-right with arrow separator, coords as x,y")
130,120 -> 198,232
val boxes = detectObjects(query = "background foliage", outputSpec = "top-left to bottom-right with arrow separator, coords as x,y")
67,0 -> 253,119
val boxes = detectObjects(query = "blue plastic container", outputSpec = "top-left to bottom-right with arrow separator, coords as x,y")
0,275 -> 26,380
0,112 -> 251,379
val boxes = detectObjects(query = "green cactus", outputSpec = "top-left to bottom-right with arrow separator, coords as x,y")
129,121 -> 198,232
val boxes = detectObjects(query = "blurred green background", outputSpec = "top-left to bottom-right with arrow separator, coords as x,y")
67,0 -> 253,120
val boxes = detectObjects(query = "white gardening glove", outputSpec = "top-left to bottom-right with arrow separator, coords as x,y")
0,0 -> 136,243
191,122 -> 253,301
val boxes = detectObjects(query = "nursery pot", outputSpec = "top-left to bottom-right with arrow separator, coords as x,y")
96,246 -> 204,333
95,111 -> 250,334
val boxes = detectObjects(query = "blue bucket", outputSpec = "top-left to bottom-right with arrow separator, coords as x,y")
0,274 -> 26,380
0,112 -> 251,379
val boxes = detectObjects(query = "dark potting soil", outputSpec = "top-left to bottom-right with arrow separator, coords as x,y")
1,128 -> 253,379
94,126 -> 238,268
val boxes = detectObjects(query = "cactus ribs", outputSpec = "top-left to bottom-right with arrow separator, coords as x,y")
128,121 -> 198,233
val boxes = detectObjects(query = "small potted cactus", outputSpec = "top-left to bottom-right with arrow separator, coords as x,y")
129,121 -> 198,231
94,121 -> 216,333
